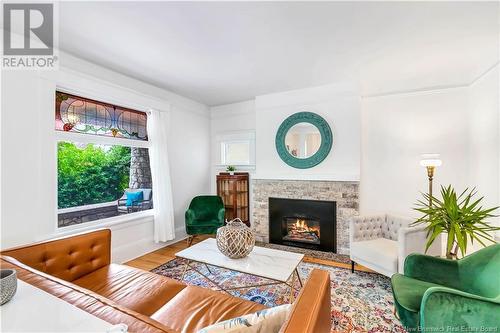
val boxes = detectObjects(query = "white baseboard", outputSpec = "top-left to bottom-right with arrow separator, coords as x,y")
113,225 -> 188,264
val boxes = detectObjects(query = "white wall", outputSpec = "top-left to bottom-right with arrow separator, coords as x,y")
1,71 -> 56,250
209,100 -> 256,192
254,84 -> 361,181
210,100 -> 256,136
360,69 -> 500,254
169,103 -> 211,233
360,65 -> 500,229
0,53 -> 210,263
468,65 -> 500,239
360,87 -> 471,217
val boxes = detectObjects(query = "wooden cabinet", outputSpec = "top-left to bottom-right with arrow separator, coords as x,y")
216,172 -> 250,227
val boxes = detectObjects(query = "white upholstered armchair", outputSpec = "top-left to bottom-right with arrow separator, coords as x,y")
349,214 -> 441,277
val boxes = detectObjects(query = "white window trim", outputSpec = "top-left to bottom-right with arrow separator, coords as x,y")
215,130 -> 256,167
58,201 -> 117,214
55,131 -> 150,149
54,209 -> 154,235
47,62 -> 174,235
55,96 -> 152,230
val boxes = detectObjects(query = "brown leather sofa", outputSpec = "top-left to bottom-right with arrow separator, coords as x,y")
0,229 -> 331,333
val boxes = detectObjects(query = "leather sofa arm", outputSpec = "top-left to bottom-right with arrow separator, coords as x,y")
0,229 -> 111,282
404,254 -> 460,288
0,256 -> 177,333
420,287 -> 500,330
280,269 -> 331,333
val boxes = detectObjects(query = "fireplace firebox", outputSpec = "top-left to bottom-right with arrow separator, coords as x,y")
269,197 -> 336,252
283,217 -> 321,244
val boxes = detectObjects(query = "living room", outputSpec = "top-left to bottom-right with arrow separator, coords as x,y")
1,1 -> 499,333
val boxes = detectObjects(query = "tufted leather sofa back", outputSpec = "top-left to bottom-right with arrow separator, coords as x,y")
1,229 -> 111,282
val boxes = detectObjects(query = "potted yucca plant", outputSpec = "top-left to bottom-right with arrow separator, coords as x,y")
413,185 -> 499,259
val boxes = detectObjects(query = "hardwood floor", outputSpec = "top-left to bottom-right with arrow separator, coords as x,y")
125,235 -> 373,273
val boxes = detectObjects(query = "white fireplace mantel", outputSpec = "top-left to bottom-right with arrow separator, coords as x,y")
252,172 -> 360,182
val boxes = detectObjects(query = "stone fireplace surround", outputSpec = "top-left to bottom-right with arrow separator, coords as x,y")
252,179 -> 359,254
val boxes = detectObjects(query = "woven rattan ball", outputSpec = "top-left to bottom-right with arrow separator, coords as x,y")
216,218 -> 255,259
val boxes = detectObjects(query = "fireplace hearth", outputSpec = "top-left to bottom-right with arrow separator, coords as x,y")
269,197 -> 336,252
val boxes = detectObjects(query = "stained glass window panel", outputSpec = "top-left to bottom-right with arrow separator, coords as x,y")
55,91 -> 148,141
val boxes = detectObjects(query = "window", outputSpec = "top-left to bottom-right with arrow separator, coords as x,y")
217,131 -> 255,167
221,141 -> 251,165
55,91 -> 152,228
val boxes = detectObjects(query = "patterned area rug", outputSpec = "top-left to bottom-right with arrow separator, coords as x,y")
151,258 -> 405,332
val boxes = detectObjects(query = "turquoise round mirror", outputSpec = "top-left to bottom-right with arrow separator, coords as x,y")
275,112 -> 333,169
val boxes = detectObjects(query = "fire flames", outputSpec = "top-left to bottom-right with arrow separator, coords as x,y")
283,218 -> 320,244
295,219 -> 307,229
295,219 -> 319,235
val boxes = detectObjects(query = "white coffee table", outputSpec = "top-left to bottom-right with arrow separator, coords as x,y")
175,238 -> 304,302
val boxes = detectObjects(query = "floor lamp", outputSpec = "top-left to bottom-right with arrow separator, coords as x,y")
420,154 -> 442,206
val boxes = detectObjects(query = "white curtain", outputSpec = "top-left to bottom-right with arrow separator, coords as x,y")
147,109 -> 175,242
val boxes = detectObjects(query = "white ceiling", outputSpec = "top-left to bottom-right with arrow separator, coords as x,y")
59,2 -> 499,106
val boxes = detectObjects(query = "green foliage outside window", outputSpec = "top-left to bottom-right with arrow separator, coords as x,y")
58,142 -> 131,209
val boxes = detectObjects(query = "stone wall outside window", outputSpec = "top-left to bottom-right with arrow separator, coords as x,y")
129,147 -> 152,189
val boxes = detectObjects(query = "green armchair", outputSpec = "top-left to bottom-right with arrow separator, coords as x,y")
185,196 -> 225,245
391,244 -> 500,331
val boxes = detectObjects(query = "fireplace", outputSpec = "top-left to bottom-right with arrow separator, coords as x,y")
269,197 -> 336,252
283,217 -> 321,244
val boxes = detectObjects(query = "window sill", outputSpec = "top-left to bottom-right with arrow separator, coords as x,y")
215,165 -> 256,170
48,210 -> 155,239
58,201 -> 118,214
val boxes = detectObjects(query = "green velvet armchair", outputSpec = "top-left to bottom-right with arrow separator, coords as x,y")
391,243 -> 500,331
185,196 -> 225,245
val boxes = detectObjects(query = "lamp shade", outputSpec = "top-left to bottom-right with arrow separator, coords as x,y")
420,153 -> 442,167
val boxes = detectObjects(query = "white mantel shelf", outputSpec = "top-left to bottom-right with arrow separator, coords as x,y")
252,173 -> 360,182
